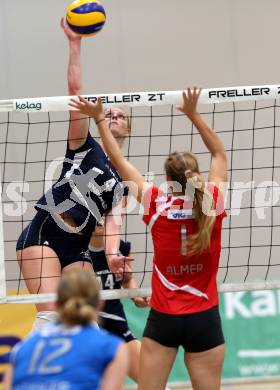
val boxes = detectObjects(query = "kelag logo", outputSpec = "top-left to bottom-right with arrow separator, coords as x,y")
15,101 -> 42,111
223,290 -> 280,319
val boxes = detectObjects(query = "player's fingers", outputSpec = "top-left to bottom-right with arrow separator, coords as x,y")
69,97 -> 80,105
140,300 -> 149,307
68,102 -> 81,111
78,95 -> 88,104
124,256 -> 134,262
68,102 -> 79,109
192,86 -> 201,100
68,103 -> 79,110
113,256 -> 134,262
187,87 -> 192,100
182,90 -> 188,104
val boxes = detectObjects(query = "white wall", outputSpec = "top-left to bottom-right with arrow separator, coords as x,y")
1,0 -> 279,99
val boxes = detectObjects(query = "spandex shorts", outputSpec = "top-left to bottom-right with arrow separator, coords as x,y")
99,300 -> 136,343
143,305 -> 224,352
16,210 -> 92,269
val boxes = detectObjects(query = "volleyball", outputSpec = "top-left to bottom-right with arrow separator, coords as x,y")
66,0 -> 106,37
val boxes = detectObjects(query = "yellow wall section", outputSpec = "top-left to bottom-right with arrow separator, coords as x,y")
0,303 -> 35,338
0,292 -> 36,383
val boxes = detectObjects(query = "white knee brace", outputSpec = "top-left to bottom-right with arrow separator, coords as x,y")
31,311 -> 58,332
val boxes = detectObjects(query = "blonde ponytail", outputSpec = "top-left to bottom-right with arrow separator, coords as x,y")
186,171 -> 216,255
165,151 -> 216,256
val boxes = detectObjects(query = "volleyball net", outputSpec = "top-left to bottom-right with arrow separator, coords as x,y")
0,84 -> 280,304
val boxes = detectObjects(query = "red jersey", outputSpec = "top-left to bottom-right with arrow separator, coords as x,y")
143,185 -> 226,315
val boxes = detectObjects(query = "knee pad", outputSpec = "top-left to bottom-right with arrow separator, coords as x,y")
31,311 -> 58,332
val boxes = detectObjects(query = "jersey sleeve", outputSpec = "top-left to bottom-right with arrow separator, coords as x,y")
66,132 -> 97,153
207,183 -> 227,219
142,186 -> 160,225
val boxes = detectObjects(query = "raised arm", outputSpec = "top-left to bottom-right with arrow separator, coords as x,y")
90,198 -> 133,277
69,96 -> 148,203
104,201 -> 133,277
61,18 -> 89,150
177,87 -> 227,189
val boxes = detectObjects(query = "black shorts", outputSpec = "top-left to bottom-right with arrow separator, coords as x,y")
16,210 -> 92,269
143,306 -> 224,353
99,300 -> 136,343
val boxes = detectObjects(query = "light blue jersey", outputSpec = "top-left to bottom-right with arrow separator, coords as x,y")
11,322 -> 122,390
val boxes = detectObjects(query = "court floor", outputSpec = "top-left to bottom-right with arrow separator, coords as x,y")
126,380 -> 280,389
169,381 -> 280,389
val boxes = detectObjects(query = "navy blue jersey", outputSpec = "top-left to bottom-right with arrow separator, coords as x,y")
11,322 -> 122,390
90,240 -> 131,314
90,241 -> 136,342
36,133 -> 125,236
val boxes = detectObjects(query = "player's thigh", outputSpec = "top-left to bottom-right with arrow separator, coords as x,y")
138,337 -> 177,390
184,344 -> 225,390
17,245 -> 61,293
16,212 -> 61,291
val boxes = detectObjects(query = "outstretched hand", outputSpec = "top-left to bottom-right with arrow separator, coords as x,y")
107,255 -> 134,281
176,87 -> 201,118
133,296 -> 150,308
69,96 -> 105,124
60,17 -> 81,42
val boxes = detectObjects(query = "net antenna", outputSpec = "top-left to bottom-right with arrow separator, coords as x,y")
0,84 -> 280,304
